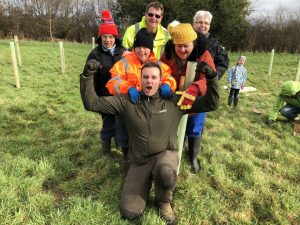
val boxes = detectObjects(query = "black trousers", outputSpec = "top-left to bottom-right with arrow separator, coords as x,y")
228,88 -> 240,101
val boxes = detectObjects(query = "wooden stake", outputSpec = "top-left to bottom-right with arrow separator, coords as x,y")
92,37 -> 95,49
59,41 -> 65,73
10,42 -> 21,88
268,49 -> 275,76
14,36 -> 22,66
177,61 -> 197,175
295,57 -> 300,82
62,46 -> 65,71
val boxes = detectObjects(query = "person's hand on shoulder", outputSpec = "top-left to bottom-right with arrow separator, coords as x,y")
128,87 -> 140,104
160,83 -> 172,99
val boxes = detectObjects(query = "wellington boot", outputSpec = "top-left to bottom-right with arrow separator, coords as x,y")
121,147 -> 129,176
121,147 -> 129,161
188,137 -> 201,173
102,139 -> 111,157
158,202 -> 176,225
184,136 -> 188,152
228,98 -> 233,107
234,98 -> 239,107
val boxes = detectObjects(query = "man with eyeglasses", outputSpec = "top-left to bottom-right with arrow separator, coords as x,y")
122,1 -> 170,58
193,10 -> 229,79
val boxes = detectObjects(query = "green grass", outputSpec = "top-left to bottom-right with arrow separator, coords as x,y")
1,39 -> 299,224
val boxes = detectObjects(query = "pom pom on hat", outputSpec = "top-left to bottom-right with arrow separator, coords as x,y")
167,20 -> 180,33
98,10 -> 118,36
133,28 -> 154,52
169,23 -> 197,45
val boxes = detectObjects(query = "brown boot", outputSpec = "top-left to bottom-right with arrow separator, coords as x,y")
121,147 -> 129,177
158,202 -> 176,225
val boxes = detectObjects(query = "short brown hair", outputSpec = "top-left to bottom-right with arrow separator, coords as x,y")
142,62 -> 162,77
146,1 -> 164,14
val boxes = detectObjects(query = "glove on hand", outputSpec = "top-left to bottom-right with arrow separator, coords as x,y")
176,84 -> 200,110
240,84 -> 244,90
196,61 -> 217,79
160,83 -> 172,99
82,59 -> 102,77
128,87 -> 140,104
266,119 -> 274,126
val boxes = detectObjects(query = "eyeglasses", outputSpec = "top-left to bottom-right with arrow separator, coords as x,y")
194,21 -> 210,26
147,13 -> 161,19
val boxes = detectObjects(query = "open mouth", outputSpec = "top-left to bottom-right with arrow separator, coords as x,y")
146,86 -> 152,91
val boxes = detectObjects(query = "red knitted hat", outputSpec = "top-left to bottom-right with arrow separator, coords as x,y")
98,10 -> 118,36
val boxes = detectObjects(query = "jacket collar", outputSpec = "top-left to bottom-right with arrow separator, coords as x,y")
140,91 -> 161,103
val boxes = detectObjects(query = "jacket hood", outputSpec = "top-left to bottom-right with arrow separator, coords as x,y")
280,81 -> 300,96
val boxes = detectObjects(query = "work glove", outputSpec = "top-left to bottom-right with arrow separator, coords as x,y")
196,61 -> 217,79
176,84 -> 200,110
82,59 -> 102,77
159,83 -> 172,99
128,87 -> 140,104
266,119 -> 274,126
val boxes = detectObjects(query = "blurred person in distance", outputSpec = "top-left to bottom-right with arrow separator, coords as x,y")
227,55 -> 247,107
266,81 -> 300,126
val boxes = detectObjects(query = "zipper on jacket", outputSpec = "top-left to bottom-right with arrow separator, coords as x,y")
147,98 -> 152,153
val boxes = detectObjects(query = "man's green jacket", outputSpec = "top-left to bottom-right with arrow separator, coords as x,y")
80,75 -> 219,164
122,16 -> 170,58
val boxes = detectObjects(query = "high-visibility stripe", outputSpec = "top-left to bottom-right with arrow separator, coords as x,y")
121,58 -> 129,74
112,75 -> 122,94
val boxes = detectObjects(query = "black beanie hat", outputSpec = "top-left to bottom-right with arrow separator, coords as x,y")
133,28 -> 154,52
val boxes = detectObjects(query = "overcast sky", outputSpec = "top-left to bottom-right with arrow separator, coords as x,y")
250,0 -> 300,17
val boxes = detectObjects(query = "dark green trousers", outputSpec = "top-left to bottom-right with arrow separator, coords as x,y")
120,150 -> 178,220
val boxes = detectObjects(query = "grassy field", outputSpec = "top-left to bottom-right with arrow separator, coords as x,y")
0,39 -> 299,225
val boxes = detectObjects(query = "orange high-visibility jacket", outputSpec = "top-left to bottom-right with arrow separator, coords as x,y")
106,51 -> 176,95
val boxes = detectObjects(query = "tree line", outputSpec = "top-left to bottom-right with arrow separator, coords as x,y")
1,0 -> 299,53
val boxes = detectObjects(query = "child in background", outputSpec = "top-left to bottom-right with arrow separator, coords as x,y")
227,55 -> 247,107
